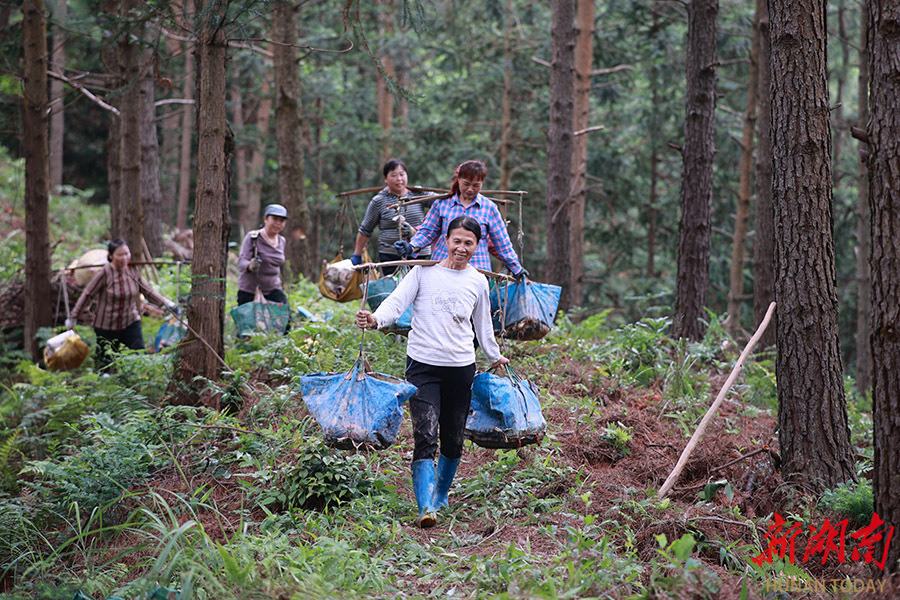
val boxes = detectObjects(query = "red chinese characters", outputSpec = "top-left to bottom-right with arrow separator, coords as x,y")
752,512 -> 894,571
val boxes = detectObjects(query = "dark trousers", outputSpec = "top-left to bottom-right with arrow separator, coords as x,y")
237,288 -> 288,305
94,320 -> 144,370
379,253 -> 401,276
405,357 -> 475,462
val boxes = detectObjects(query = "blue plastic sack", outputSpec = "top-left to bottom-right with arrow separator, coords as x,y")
364,274 -> 413,335
465,365 -> 546,448
490,280 -> 562,341
155,316 -> 186,352
298,360 -> 417,449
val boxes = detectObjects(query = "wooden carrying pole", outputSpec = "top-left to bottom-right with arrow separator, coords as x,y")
353,259 -> 516,282
657,302 -> 776,498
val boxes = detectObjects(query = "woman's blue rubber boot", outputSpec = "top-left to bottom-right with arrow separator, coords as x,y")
411,459 -> 437,528
433,454 -> 460,510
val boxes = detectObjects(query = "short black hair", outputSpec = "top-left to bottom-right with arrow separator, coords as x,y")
446,215 -> 482,243
107,238 -> 128,261
383,158 -> 407,178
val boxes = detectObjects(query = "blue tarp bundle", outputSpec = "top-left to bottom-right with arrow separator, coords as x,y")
490,280 -> 562,341
364,273 -> 413,335
298,360 -> 417,449
465,365 -> 546,448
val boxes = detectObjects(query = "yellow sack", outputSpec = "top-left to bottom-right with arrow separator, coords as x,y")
317,250 -> 379,303
44,330 -> 90,372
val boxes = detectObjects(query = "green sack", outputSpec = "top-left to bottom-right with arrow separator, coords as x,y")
230,289 -> 290,339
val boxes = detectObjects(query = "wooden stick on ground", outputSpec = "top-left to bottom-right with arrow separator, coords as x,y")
657,301 -> 776,499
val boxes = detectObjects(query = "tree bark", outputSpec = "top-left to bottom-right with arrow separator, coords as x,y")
245,77 -> 272,233
118,0 -> 143,253
101,1 -> 121,237
545,0 -> 575,312
23,0 -> 52,361
867,0 -> 900,574
724,1 -> 760,339
48,0 -> 66,192
568,0 -> 594,309
176,0 -> 231,402
855,0 -> 871,395
769,0 -> 856,491
141,45 -> 163,257
376,0 -> 394,164
672,0 -> 718,341
273,1 -> 312,279
752,0 -> 775,348
231,84 -> 250,238
499,0 -> 514,194
176,12 -> 195,232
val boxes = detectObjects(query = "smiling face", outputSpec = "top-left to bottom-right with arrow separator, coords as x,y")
110,244 -> 131,270
263,215 -> 287,238
444,227 -> 478,269
384,165 -> 409,196
457,176 -> 483,205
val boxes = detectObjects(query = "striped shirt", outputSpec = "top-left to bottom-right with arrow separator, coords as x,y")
71,263 -> 170,331
408,194 -> 525,275
372,264 -> 502,367
358,188 -> 431,256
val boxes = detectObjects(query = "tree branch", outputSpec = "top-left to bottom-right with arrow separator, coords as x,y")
588,64 -> 634,76
47,70 -> 119,115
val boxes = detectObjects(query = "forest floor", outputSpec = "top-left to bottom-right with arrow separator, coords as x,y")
86,336 -> 896,600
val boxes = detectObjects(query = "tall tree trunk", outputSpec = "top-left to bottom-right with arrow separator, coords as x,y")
855,0 -> 871,395
231,84 -> 250,238
647,4 -> 662,279
159,0 -> 187,226
118,0 -> 143,254
499,0 -> 514,193
569,0 -> 594,308
48,0 -> 66,192
724,2 -> 760,338
672,0 -> 718,341
752,0 -> 775,348
176,16 -> 195,232
23,0 -> 52,361
770,0 -> 856,491
376,0 -> 394,164
546,0 -> 575,312
273,1 -> 312,280
101,2 -> 122,237
245,77 -> 272,233
867,0 -> 900,574
142,47 -> 163,257
176,0 -> 230,402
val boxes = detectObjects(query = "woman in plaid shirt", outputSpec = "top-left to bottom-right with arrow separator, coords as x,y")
67,239 -> 178,369
399,160 -> 528,278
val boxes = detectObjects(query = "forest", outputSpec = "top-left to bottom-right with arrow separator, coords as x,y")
1,0 -> 899,598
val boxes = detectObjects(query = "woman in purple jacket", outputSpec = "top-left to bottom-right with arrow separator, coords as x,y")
237,203 -> 289,306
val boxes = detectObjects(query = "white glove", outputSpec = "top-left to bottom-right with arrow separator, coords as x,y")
167,302 -> 181,315
65,318 -> 76,329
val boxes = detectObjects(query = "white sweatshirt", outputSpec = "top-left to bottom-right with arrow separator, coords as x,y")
372,265 -> 502,367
